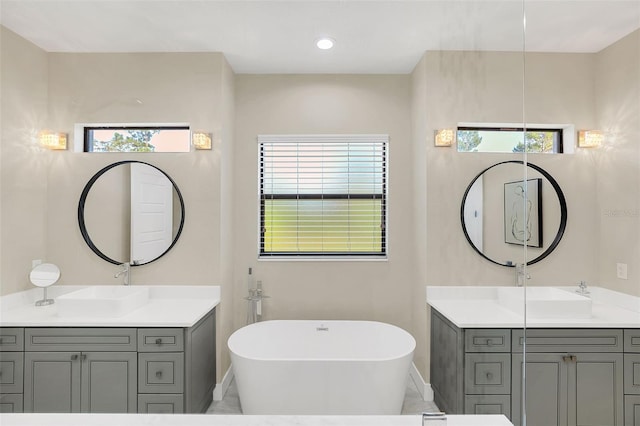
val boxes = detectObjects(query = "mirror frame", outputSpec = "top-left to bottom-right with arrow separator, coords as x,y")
460,160 -> 568,267
77,160 -> 186,266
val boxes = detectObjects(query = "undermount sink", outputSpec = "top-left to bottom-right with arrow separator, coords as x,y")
57,286 -> 149,318
497,287 -> 592,319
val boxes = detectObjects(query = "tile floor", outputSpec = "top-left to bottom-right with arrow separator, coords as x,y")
206,377 -> 440,415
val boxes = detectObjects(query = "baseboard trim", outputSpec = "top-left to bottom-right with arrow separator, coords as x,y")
410,362 -> 434,402
213,366 -> 234,401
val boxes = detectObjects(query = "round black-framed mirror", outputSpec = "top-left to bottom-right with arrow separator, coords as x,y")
460,160 -> 567,267
78,160 -> 185,266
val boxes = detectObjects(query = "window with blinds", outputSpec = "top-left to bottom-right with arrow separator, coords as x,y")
259,134 -> 388,257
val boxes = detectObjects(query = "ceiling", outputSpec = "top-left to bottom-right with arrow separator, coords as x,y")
1,1 -> 639,74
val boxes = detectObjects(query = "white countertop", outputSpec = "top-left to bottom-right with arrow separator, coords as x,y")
0,413 -> 513,426
0,285 -> 220,327
426,286 -> 640,328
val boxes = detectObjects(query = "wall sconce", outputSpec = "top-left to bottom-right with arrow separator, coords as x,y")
192,132 -> 212,150
39,131 -> 67,150
577,130 -> 603,148
434,129 -> 455,147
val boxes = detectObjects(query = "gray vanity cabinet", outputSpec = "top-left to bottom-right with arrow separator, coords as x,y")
0,306 -> 216,414
23,328 -> 138,413
430,309 -> 631,426
0,328 -> 24,413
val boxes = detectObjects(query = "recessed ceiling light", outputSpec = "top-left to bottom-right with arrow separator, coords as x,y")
316,37 -> 335,50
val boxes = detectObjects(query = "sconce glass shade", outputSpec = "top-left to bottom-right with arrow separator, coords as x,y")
192,132 -> 212,150
577,130 -> 603,148
434,129 -> 454,147
39,131 -> 67,150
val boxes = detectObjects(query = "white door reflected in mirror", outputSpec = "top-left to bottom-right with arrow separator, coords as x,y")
30,263 -> 60,306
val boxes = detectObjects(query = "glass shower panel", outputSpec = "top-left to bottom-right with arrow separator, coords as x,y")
521,2 -> 640,426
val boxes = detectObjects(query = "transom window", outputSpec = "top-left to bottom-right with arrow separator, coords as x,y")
457,127 -> 563,153
83,126 -> 190,152
259,134 -> 388,258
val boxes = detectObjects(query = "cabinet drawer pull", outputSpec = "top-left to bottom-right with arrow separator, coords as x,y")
156,370 -> 163,379
155,338 -> 162,345
71,354 -> 79,360
486,339 -> 493,346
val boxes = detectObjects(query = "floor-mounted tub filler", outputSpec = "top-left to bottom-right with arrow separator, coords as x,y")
228,320 -> 416,415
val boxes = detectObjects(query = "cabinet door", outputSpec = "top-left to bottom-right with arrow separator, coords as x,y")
80,352 -> 137,413
512,353 -> 568,426
626,395 -> 640,426
569,353 -> 623,426
24,352 -> 81,413
0,351 -> 24,393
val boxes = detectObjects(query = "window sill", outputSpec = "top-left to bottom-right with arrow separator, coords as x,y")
258,256 -> 388,262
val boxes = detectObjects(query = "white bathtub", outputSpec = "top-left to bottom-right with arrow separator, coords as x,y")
227,320 -> 416,415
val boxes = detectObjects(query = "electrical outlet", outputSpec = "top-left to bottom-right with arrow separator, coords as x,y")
32,259 -> 42,269
616,263 -> 628,280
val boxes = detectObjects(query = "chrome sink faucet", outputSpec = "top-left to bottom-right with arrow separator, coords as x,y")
115,262 -> 130,285
515,263 -> 530,287
576,280 -> 590,296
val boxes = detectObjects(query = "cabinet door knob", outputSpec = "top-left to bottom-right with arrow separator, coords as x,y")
486,372 -> 494,380
155,338 -> 162,345
71,354 -> 79,360
486,339 -> 493,346
81,354 -> 87,361
0,337 -> 4,344
156,370 -> 163,379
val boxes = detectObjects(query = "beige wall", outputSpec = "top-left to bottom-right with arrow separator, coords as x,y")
232,74 -> 416,339
0,27 -> 50,296
595,29 -> 640,295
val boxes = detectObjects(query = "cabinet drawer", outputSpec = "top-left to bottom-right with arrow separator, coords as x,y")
626,330 -> 640,353
626,354 -> 640,395
465,329 -> 510,353
138,329 -> 184,352
0,393 -> 23,413
0,329 -> 24,352
464,394 -> 510,418
25,328 -> 136,351
138,352 -> 184,394
464,353 -> 511,394
138,394 -> 184,413
512,329 -> 623,353
0,352 -> 23,393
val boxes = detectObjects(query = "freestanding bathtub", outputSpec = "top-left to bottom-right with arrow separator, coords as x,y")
227,320 -> 416,415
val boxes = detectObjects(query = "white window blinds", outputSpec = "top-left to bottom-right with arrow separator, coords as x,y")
259,134 -> 388,257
